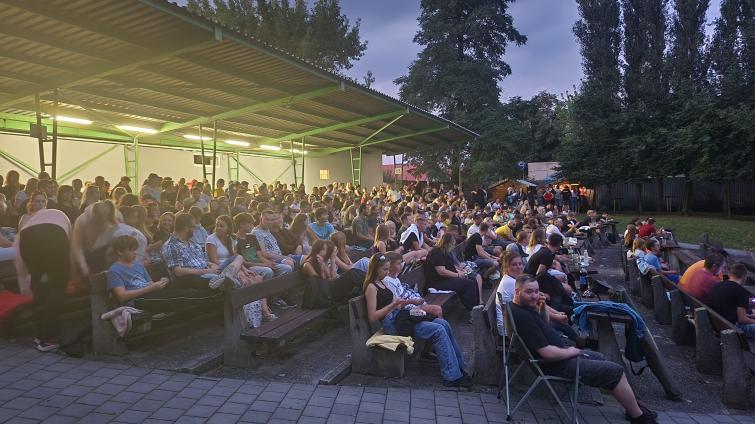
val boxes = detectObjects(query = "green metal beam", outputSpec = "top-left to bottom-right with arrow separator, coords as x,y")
315,126 -> 448,156
0,149 -> 38,177
236,160 -> 266,185
254,110 -> 405,146
274,164 -> 292,182
358,114 -> 406,146
151,84 -> 343,135
58,144 -> 120,182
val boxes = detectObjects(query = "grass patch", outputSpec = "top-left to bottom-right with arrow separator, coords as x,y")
605,213 -> 755,251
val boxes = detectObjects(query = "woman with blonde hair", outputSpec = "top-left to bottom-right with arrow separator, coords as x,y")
329,231 -> 353,274
526,228 -> 546,256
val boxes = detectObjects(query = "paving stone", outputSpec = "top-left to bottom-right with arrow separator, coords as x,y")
185,404 -> 219,418
41,377 -> 78,389
176,387 -> 208,399
163,396 -> 196,410
17,405 -> 58,420
128,382 -> 159,393
258,390 -> 287,402
385,400 -> 410,411
157,380 -> 190,391
3,396 -> 41,410
330,402 -> 358,416
435,416 -> 463,424
59,384 -> 91,397
272,407 -> 303,421
114,409 -> 152,423
326,414 -> 356,424
461,413 -> 488,424
308,395 -> 335,408
218,401 -> 249,414
240,410 -> 272,423
58,403 -> 96,418
235,384 -> 265,396
354,411 -> 382,423
266,382 -> 293,393
250,400 -> 280,413
208,412 -> 243,424
436,405 -> 462,418
149,407 -> 185,420
144,389 -> 177,401
41,415 -> 78,424
114,391 -> 144,404
302,405 -> 331,419
297,417 -> 326,424
78,412 -> 116,424
130,398 -> 165,412
175,416 -> 209,424
78,392 -> 112,406
358,401 -> 385,413
198,394 -> 229,407
40,394 -> 78,408
94,400 -> 132,415
78,376 -> 111,387
410,407 -> 435,419
279,397 -> 308,410
93,383 -> 127,396
8,379 -> 41,391
188,378 -> 219,390
383,408 -> 410,421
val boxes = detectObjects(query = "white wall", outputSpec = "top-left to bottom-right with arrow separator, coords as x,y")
0,133 -> 382,188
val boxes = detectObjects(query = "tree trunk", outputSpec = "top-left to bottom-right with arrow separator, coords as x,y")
635,182 -> 643,213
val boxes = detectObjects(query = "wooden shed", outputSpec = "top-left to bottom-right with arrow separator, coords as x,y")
488,179 -> 537,201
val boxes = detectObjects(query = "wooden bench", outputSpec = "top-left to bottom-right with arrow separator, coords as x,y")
223,271 -> 332,367
88,270 -> 223,356
349,266 -> 456,377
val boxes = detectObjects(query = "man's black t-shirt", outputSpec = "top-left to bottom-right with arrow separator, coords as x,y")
509,303 -> 565,360
525,247 -> 555,275
464,233 -> 483,260
707,280 -> 750,324
427,247 -> 456,282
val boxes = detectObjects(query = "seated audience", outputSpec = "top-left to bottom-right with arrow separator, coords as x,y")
642,238 -> 679,283
301,239 -> 365,303
678,253 -> 725,302
351,204 -> 373,248
707,263 -> 755,337
463,222 -> 500,279
363,253 -> 471,388
160,213 -> 220,288
309,207 -> 336,240
253,210 -> 296,276
510,275 -> 656,424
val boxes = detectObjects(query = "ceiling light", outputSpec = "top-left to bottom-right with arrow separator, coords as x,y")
184,134 -> 213,141
118,125 -> 157,134
55,116 -> 92,125
225,140 -> 250,147
260,144 -> 281,151
291,148 -> 307,155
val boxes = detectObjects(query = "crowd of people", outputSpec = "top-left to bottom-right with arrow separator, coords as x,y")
4,167 -> 749,421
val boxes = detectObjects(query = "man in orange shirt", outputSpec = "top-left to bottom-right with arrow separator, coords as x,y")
678,253 -> 725,302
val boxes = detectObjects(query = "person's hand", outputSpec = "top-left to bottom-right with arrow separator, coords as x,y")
208,263 -> 219,272
567,346 -> 583,357
283,257 -> 295,268
151,279 -> 168,291
553,312 -> 568,324
406,298 -> 423,305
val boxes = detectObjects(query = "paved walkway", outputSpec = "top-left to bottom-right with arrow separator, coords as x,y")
1,342 -> 754,423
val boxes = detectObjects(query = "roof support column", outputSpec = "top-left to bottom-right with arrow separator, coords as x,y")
350,147 -> 362,187
227,152 -> 239,182
211,121 -> 217,190
199,124 -> 207,182
290,140 -> 297,187
123,137 -> 140,187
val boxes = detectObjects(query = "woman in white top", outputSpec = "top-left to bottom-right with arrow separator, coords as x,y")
526,228 -> 546,257
495,251 -> 525,334
206,215 -> 236,266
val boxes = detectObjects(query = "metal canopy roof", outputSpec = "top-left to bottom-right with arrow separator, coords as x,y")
0,0 -> 478,158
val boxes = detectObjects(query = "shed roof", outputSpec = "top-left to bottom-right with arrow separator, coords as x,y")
0,0 -> 477,158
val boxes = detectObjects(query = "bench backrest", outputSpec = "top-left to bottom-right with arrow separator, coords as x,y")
672,250 -> 701,274
401,267 -> 425,294
228,271 -> 305,309
482,289 -> 501,342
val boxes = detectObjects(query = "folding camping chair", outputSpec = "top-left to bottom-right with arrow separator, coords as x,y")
499,293 -> 581,423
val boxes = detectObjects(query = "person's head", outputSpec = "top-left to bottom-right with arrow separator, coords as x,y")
214,215 -> 233,238
362,253 -> 392,293
289,212 -> 309,236
314,207 -> 328,224
385,220 -> 397,238
516,227 -> 530,244
646,217 -> 656,225
92,200 -> 117,226
704,253 -> 725,274
119,193 -> 139,207
479,222 -> 489,234
727,262 -> 748,284
310,239 -> 328,260
233,212 -> 254,234
158,211 -> 175,233
112,235 -> 139,263
547,233 -> 563,250
528,228 -> 545,248
119,206 -> 137,227
329,231 -> 347,252
587,210 -> 596,219
645,238 -> 660,254
436,233 -> 456,252
111,186 -> 127,203
191,186 -> 201,200
513,274 -> 539,309
632,237 -> 645,252
260,209 -> 276,229
374,224 -> 390,244
24,177 -> 38,194
502,251 -> 525,278
57,184 -> 74,204
216,178 -> 225,188
174,212 -> 195,238
414,214 -> 428,231
72,179 -> 83,192
386,251 -> 404,276
4,170 -> 19,186
38,179 -> 55,198
188,206 -> 203,223
28,191 -> 47,213
357,203 -> 368,217
132,205 -> 148,231
473,213 -> 483,224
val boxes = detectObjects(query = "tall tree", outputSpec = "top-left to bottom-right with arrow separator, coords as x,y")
186,0 -> 366,72
558,0 -> 624,186
667,0 -> 710,94
709,0 -> 745,103
395,0 -> 526,185
622,0 -> 667,113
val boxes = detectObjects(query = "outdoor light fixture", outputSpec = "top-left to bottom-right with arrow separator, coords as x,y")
55,116 -> 92,125
117,125 -> 158,134
225,140 -> 250,147
260,144 -> 281,151
184,134 -> 213,141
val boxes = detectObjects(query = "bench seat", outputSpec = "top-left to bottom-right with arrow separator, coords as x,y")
241,307 -> 329,343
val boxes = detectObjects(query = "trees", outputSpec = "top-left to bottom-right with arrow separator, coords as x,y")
186,0 -> 366,72
395,0 -> 526,185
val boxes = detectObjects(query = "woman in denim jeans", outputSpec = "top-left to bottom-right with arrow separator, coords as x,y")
362,253 -> 472,388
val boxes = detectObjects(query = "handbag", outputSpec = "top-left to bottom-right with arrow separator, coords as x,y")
302,275 -> 333,309
394,309 -> 437,337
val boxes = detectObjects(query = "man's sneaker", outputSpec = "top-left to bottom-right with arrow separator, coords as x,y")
627,413 -> 657,424
443,374 -> 473,389
263,313 -> 278,322
209,274 -> 226,289
35,341 -> 59,352
626,404 -> 657,421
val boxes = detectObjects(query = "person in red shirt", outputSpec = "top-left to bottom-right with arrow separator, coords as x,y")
637,217 -> 659,238
678,253 -> 725,302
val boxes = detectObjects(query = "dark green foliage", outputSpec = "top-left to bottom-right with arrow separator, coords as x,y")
186,0 -> 366,72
